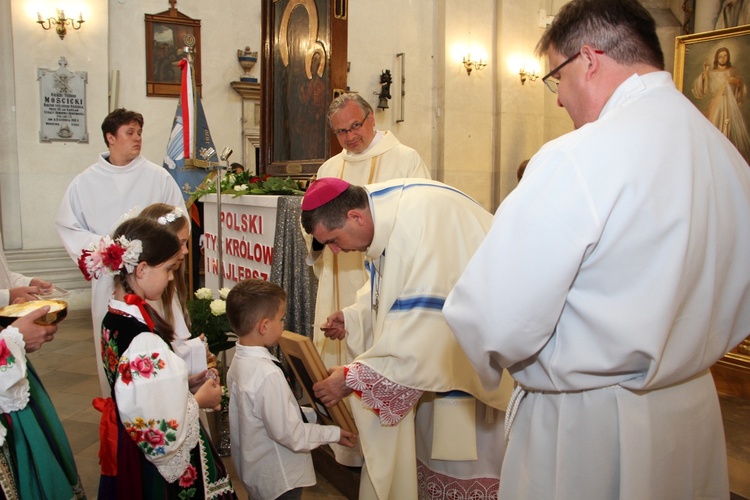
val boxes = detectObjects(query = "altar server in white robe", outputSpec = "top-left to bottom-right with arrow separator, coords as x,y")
302,178 -> 512,500
311,92 -> 430,466
444,1 -> 750,499
55,108 -> 186,396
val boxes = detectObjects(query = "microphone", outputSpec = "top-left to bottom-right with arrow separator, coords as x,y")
220,147 -> 233,162
200,147 -> 216,161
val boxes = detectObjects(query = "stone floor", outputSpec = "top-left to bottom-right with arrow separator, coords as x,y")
28,315 -> 750,499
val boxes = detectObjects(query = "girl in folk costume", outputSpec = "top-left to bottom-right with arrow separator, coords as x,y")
139,204 -> 208,376
79,217 -> 235,499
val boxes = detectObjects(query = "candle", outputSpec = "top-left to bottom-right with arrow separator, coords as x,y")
37,13 -> 43,22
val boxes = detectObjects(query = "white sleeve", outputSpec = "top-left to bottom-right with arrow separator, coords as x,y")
257,370 -> 340,451
55,181 -> 104,262
114,332 -> 200,482
171,337 -> 208,376
0,327 -> 30,421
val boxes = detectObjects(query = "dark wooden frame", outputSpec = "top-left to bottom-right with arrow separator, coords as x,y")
260,0 -> 348,177
145,8 -> 202,97
278,331 -> 357,433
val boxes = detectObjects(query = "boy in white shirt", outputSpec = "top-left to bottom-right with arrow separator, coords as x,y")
226,279 -> 357,500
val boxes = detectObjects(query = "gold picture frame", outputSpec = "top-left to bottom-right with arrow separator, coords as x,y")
145,7 -> 202,97
676,25 -> 750,398
674,25 -> 750,164
278,331 -> 357,433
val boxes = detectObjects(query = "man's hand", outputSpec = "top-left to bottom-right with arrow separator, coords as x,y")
313,365 -> 352,407
319,311 -> 346,340
29,278 -> 53,295
11,306 -> 57,353
10,286 -> 42,304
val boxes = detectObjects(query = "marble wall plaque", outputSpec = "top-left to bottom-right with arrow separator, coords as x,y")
38,57 -> 88,143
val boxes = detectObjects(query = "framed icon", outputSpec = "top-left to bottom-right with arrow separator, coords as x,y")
278,330 -> 357,433
675,25 -> 750,164
145,7 -> 201,97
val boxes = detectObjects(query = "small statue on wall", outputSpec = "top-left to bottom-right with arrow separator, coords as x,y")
377,69 -> 392,110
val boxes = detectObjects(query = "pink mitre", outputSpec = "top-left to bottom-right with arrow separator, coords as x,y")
301,178 -> 350,210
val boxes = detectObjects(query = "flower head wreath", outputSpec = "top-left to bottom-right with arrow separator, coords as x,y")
78,235 -> 143,281
157,207 -> 185,226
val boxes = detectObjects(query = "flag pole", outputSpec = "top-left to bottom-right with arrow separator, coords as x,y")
216,147 -> 233,289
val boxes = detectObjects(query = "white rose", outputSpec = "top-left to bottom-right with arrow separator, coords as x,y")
195,288 -> 213,300
218,287 -> 232,300
210,299 -> 227,316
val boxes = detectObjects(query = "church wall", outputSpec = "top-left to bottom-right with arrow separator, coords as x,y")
494,0 -> 567,209
107,0 -> 261,181
347,0 -> 437,175
440,0 -> 497,210
7,0 -> 261,251
3,0 -> 687,254
9,0 -> 110,250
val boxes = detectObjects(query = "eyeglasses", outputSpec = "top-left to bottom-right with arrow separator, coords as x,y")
333,112 -> 370,137
541,53 -> 580,94
541,49 -> 604,94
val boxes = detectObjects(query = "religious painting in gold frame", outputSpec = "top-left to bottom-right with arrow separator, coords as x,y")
145,7 -> 202,97
674,24 -> 750,165
675,25 -> 750,398
278,330 -> 357,433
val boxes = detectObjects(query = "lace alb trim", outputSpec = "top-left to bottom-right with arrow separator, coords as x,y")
417,460 -> 500,499
155,394 -> 201,483
346,363 -> 423,425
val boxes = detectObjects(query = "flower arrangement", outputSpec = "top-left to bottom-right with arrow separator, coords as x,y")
78,235 -> 142,281
187,287 -> 235,353
190,172 -> 306,202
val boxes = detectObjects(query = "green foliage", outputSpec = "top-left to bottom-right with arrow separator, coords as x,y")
190,172 -> 305,202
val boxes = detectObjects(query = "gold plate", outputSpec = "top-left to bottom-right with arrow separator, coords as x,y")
0,299 -> 68,326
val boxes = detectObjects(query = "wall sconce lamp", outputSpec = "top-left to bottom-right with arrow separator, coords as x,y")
37,10 -> 85,40
463,54 -> 487,76
519,67 -> 539,84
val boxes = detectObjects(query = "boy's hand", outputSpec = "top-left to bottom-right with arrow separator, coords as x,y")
338,429 -> 357,448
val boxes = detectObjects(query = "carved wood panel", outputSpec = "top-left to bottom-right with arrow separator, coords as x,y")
260,0 -> 348,178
